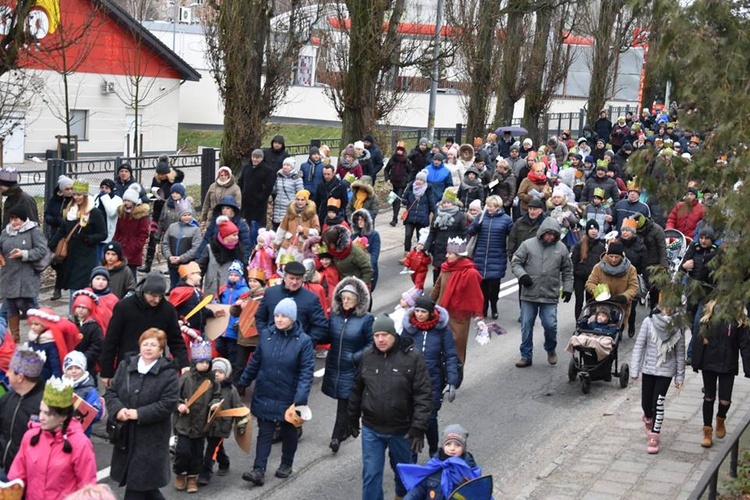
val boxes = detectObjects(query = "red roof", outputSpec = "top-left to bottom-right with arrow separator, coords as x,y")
327,17 -> 459,36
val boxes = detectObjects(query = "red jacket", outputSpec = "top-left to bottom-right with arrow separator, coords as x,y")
113,204 -> 151,266
404,250 -> 431,290
9,420 -> 97,500
666,200 -> 704,238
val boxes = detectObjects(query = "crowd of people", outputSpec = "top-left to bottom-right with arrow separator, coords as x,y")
0,110 -> 745,499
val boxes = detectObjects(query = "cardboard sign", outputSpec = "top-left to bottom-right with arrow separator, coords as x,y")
204,304 -> 231,341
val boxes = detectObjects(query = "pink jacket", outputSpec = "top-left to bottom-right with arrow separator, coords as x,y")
9,419 -> 97,500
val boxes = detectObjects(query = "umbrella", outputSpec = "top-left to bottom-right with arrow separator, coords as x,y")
494,125 -> 528,136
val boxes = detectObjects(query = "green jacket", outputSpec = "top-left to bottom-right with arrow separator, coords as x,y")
173,366 -> 221,439
335,244 -> 374,286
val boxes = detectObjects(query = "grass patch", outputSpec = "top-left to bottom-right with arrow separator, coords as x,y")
178,124 -> 343,155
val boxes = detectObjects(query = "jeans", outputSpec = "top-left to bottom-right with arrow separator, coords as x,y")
254,418 -> 298,471
168,267 -> 180,291
519,300 -> 558,360
361,425 -> 413,500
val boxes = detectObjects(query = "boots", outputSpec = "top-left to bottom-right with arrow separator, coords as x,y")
716,417 -> 726,439
701,426 -> 713,448
646,432 -> 660,454
642,415 -> 654,436
174,473 -> 187,491
8,316 -> 20,344
186,475 -> 198,493
51,288 -> 62,301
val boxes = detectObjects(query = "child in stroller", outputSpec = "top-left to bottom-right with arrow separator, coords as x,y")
578,306 -> 619,336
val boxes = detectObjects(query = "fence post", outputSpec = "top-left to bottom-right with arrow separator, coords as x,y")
310,138 -> 321,149
578,109 -> 585,136
46,159 -> 65,202
455,123 -> 463,145
201,148 -> 216,206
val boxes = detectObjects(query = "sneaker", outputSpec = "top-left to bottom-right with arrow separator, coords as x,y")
275,464 -> 293,478
242,468 -> 265,486
315,349 -> 328,359
197,472 -> 211,486
217,465 -> 229,476
547,351 -> 558,365
515,358 -> 532,368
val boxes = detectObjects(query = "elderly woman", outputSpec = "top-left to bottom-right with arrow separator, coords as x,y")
314,277 -> 373,453
585,241 -> 639,329
104,328 -> 179,499
467,195 -> 513,320
424,187 -> 466,284
201,166 -> 242,224
516,162 -> 551,214
0,205 -> 48,342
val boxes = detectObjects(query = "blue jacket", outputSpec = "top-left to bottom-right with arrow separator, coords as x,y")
468,210 -> 514,280
425,162 -> 453,200
73,374 -> 103,437
401,452 -> 480,500
238,321 -> 315,421
403,183 -> 437,227
317,277 -> 374,400
219,280 -> 251,340
255,283 -> 328,341
400,305 -> 459,412
198,196 -> 255,264
300,156 -> 325,194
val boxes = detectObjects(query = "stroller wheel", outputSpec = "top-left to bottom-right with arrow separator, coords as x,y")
581,376 -> 591,394
568,357 -> 578,382
619,364 -> 630,388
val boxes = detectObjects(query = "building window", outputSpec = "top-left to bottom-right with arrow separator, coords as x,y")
70,109 -> 88,140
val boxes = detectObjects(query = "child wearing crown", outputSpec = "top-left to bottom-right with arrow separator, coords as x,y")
26,308 -> 81,381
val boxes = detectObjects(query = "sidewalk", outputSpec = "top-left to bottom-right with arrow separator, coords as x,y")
516,370 -> 750,499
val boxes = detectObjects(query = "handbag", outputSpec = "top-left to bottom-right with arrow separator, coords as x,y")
401,199 -> 417,221
53,222 -> 80,260
465,210 -> 485,259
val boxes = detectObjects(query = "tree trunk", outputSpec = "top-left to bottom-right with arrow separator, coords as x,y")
493,7 -> 524,127
522,8 -> 551,145
465,0 -> 502,139
586,0 -> 618,124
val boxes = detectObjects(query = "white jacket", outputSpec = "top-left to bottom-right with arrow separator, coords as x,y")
630,316 -> 686,383
95,193 -> 123,243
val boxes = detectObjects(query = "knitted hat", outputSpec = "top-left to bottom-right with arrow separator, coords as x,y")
699,225 -> 715,239
433,152 -> 445,161
72,289 -> 99,312
372,315 -> 397,337
178,261 -> 201,279
415,170 -> 428,182
58,175 -> 74,191
419,137 -> 429,146
0,168 -> 18,186
247,267 -> 267,284
43,376 -> 75,408
170,183 -> 186,198
606,241 -> 625,256
527,198 -> 545,209
141,271 -> 168,295
417,227 -> 430,246
363,134 -> 374,143
585,219 -> 599,232
401,287 -> 422,307
252,149 -> 264,158
621,217 -> 638,233
9,346 -> 46,377
584,155 -> 594,164
577,137 -> 588,144
468,199 -> 482,212
63,350 -> 87,372
509,144 -> 520,152
190,340 -> 213,362
228,260 -> 244,277
343,146 -> 356,158
217,216 -> 239,238
296,189 -> 310,201
8,204 -> 29,221
446,237 -> 468,256
523,138 -> 533,147
176,199 -> 193,217
104,241 -> 123,260
212,357 -> 232,378
90,266 -> 110,282
551,187 -> 566,198
353,140 -> 365,150
283,157 -> 296,169
442,187 -> 458,205
100,178 -> 115,191
156,159 -> 170,175
72,179 -> 89,195
284,260 -> 306,276
122,183 -> 142,204
217,166 -> 232,178
339,283 -> 359,298
274,298 -> 297,322
309,146 -> 320,156
414,296 -> 435,312
593,187 -> 606,199
441,424 -> 468,449
118,163 -> 133,175
687,187 -> 699,196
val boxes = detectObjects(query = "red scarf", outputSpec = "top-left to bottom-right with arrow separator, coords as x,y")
328,243 -> 352,260
410,309 -> 441,331
528,171 -> 547,184
439,258 -> 484,319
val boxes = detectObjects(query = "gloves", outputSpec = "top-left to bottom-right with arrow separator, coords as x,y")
562,291 -> 572,303
613,295 -> 628,304
348,420 -> 360,439
519,275 -> 534,288
406,428 -> 425,454
442,384 -> 456,403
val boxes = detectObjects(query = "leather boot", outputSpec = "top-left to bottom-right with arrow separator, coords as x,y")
701,426 -> 713,448
186,475 -> 198,493
174,473 -> 187,491
716,417 -> 726,439
642,415 -> 654,436
8,316 -> 20,344
646,432 -> 660,454
51,288 -> 62,301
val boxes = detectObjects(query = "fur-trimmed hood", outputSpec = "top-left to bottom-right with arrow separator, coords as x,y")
350,209 -> 374,236
401,305 -> 450,334
117,202 -> 150,220
302,235 -> 323,259
331,276 -> 371,316
350,176 -> 374,196
324,224 -> 351,252
284,200 -> 318,221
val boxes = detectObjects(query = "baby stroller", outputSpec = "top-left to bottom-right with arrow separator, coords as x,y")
665,229 -> 690,278
566,300 -> 629,394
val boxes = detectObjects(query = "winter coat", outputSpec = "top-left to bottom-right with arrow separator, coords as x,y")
208,382 -> 245,438
681,242 -> 718,285
357,149 -> 374,178
198,238 -> 245,298
693,318 -> 750,376
238,321 -> 315,421
315,177 -> 348,222
94,192 -> 122,243
490,170 -> 516,209
630,314 -> 686,383
238,159 -> 276,225
594,117 -> 612,142
0,381 -> 44,471
610,123 -> 629,148
273,169 -> 305,224
408,147 -> 430,179
255,283 -> 328,341
585,256 -> 639,326
100,290 -> 188,378
263,135 -> 290,172
401,305 -> 458,412
336,156 -> 363,181
200,176 -> 242,223
49,197 -> 107,291
581,175 -> 621,203
104,258 -> 136,299
457,169 -> 485,209
104,354 -> 179,492
612,199 -> 651,229
666,200 -> 705,237
0,220 -> 47,298
402,452 -> 479,500
468,209 -> 513,280
8,419 -> 96,500
351,209 -> 381,290
326,224 -> 374,285
155,201 -> 181,242
583,203 -> 613,233
113,203 -> 150,267
621,234 -> 648,276
317,277 -> 374,400
402,182 -> 437,227
72,374 -> 103,435
199,196 -> 253,263
174,367 -> 221,438
638,219 -> 668,268
274,201 -> 321,252
161,219 -> 202,266
571,237 -> 606,279
425,162 -> 453,201
1,185 -> 39,226
44,192 -> 68,238
516,177 -> 551,212
75,319 -> 103,377
507,213 -> 546,258
149,168 -> 183,222
511,218 -> 573,304
300,156 -> 325,194
366,142 -> 385,179
425,209 -> 467,271
348,335 -> 433,435
347,177 -> 380,221
385,153 -> 412,188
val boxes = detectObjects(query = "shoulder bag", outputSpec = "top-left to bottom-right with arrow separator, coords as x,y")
53,222 -> 80,260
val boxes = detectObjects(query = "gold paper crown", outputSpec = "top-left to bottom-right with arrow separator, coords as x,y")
279,253 -> 296,266
626,178 -> 641,193
71,179 -> 89,195
43,376 -> 74,408
247,267 -> 266,282
315,243 -> 329,255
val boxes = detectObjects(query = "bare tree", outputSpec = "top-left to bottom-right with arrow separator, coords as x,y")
110,0 -> 164,21
0,70 -> 43,152
0,1 -> 49,76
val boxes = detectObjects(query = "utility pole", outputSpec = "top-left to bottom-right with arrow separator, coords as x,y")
426,0 -> 445,142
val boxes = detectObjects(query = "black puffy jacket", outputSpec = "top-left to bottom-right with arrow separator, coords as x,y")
0,382 -> 44,472
693,319 -> 750,376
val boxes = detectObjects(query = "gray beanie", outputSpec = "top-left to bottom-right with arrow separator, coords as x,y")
58,175 -> 74,191
441,424 -> 469,449
415,170 -> 428,182
141,271 -> 167,296
372,315 -> 397,337
251,149 -> 264,159
212,357 -> 232,378
274,298 -> 297,322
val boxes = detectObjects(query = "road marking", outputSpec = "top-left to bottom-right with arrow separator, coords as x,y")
97,466 -> 110,482
498,284 -> 519,298
314,368 -> 325,378
500,279 -> 518,289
